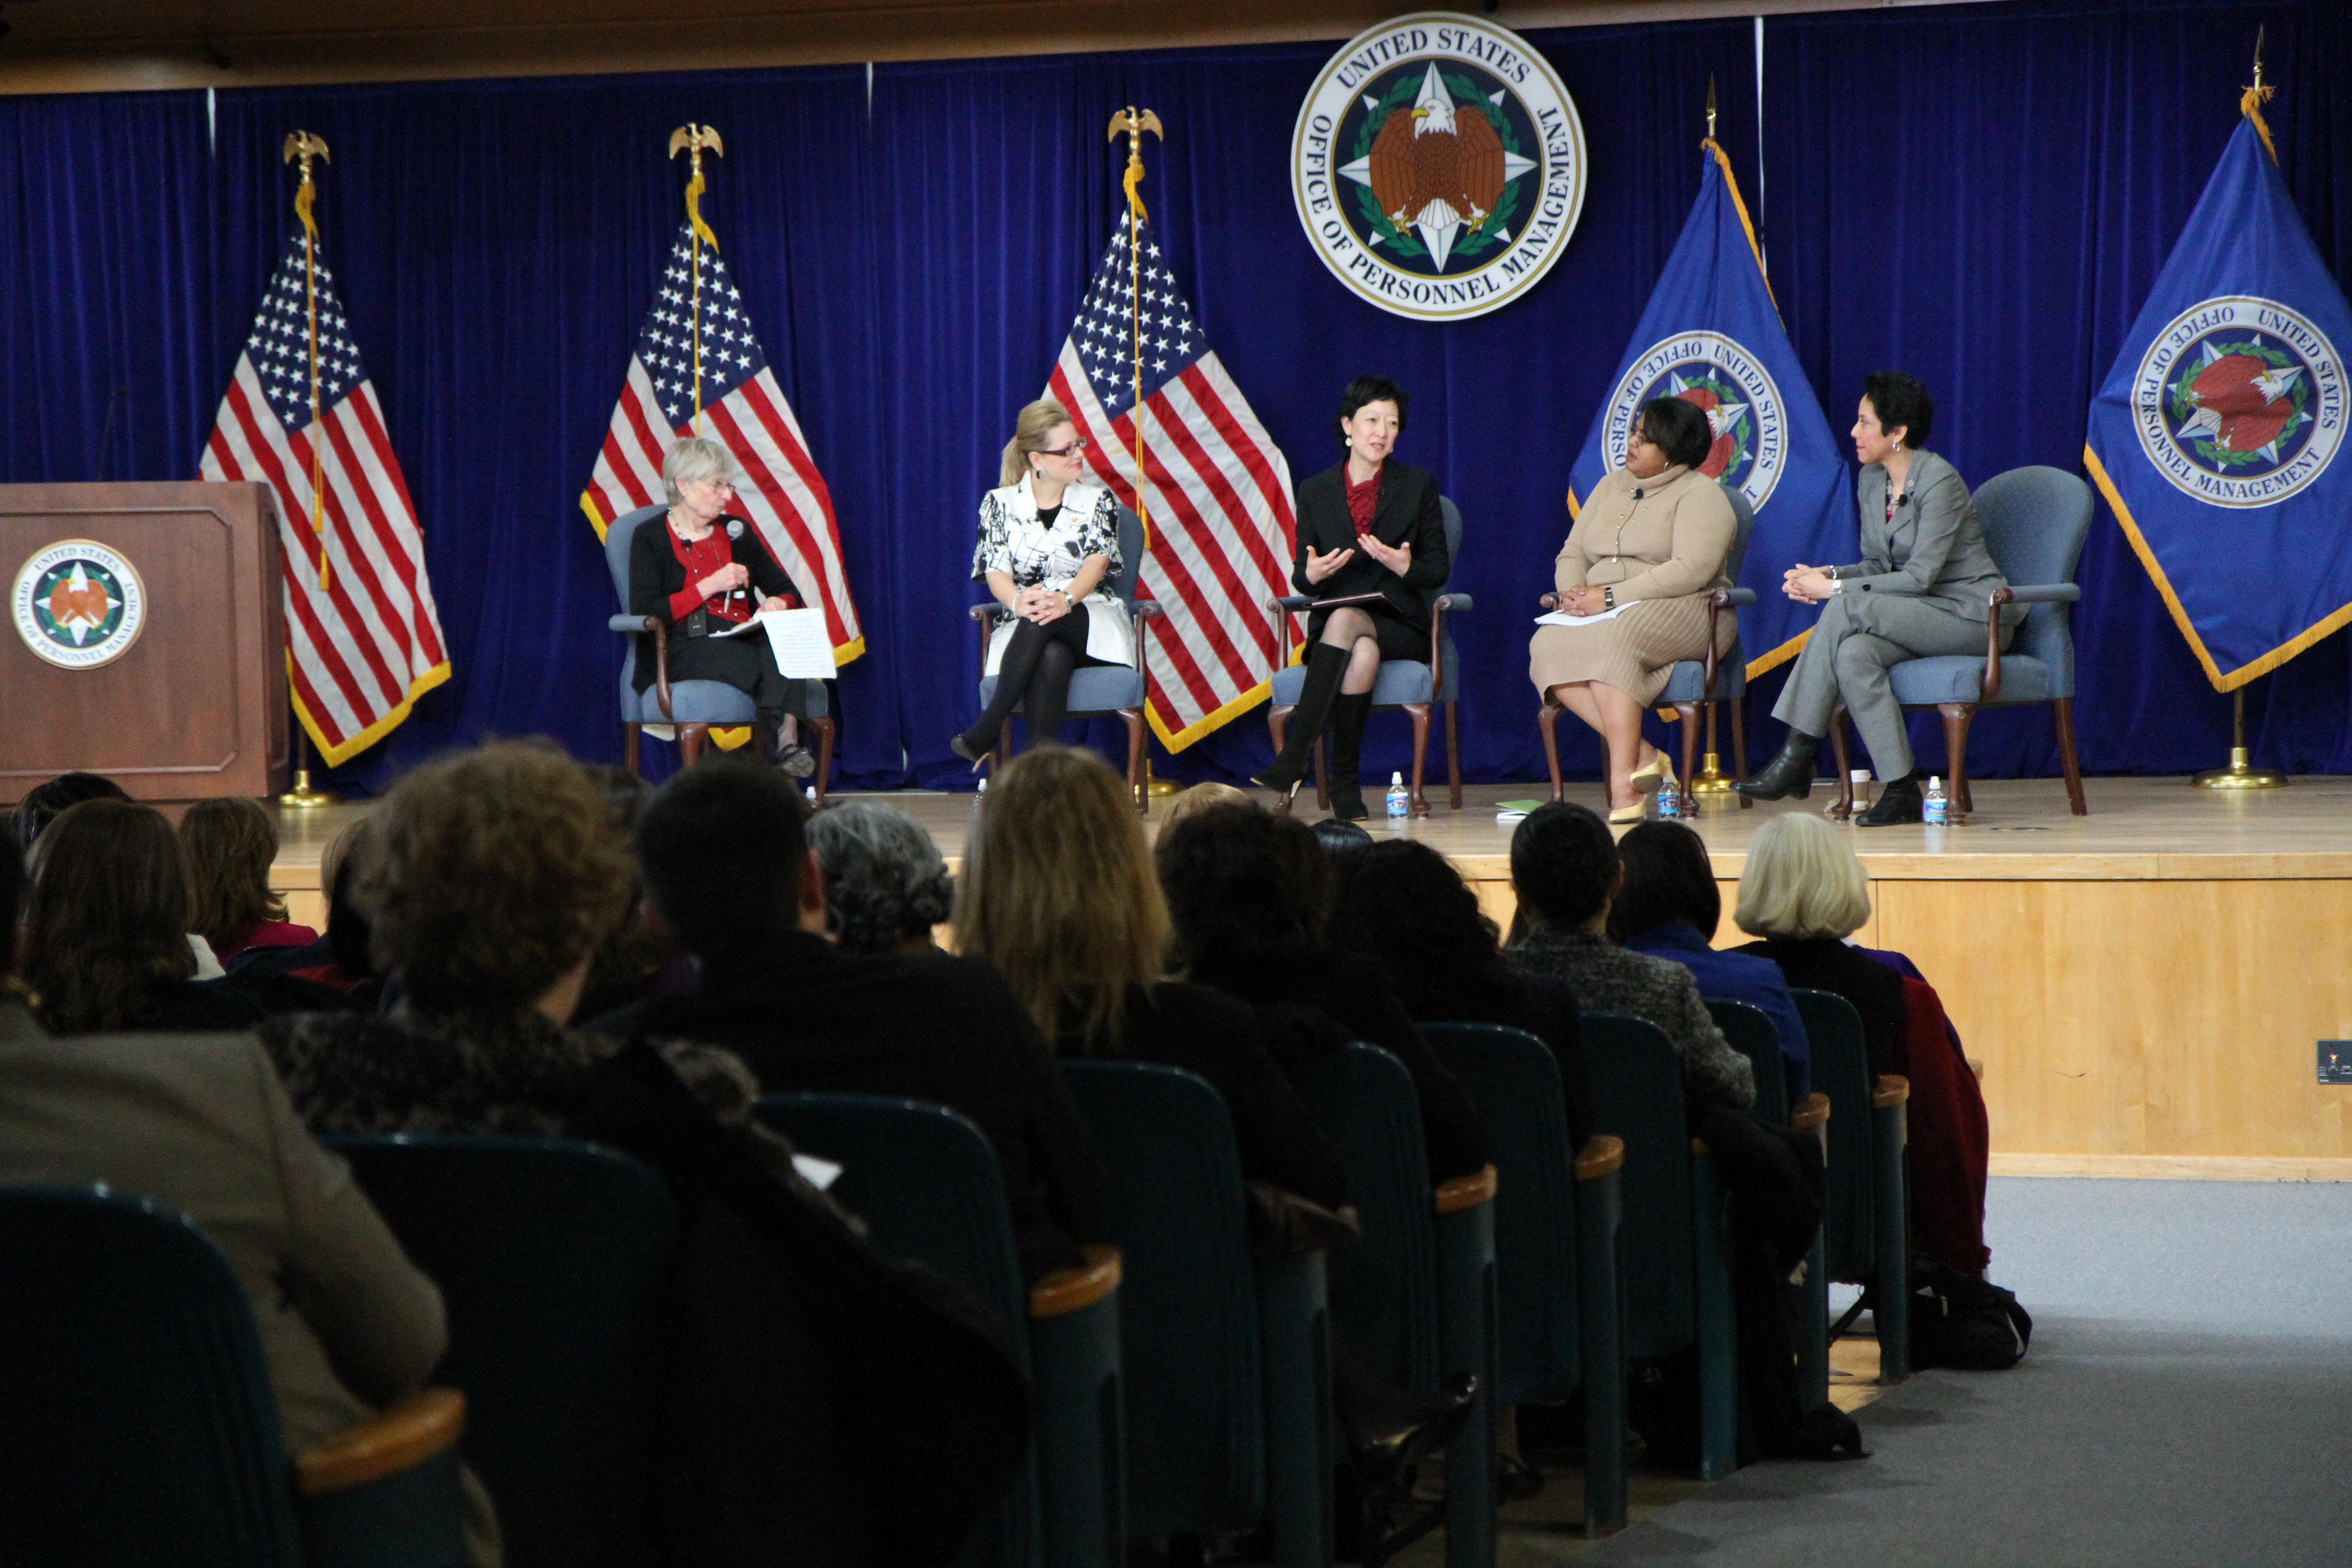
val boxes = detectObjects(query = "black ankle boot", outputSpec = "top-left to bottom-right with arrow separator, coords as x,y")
1731,732 -> 1820,800
1255,643 -> 1350,798
1856,773 -> 1924,826
1327,691 -> 1373,821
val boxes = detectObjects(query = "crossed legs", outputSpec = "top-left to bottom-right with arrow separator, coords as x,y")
1547,680 -> 1661,809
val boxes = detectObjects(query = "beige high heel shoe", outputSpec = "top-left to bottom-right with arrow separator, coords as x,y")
1629,749 -> 1677,795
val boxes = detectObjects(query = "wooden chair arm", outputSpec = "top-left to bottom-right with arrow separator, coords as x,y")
1539,591 -> 1561,611
649,617 -> 674,721
1983,588 -> 2012,701
1029,1244 -> 1121,1320
1574,1135 -> 1625,1181
1790,1092 -> 1831,1132
1872,1074 -> 1911,1109
1433,1164 -> 1498,1214
294,1388 -> 466,1497
1690,1137 -> 1710,1156
1427,596 -> 1446,694
968,603 -> 1000,624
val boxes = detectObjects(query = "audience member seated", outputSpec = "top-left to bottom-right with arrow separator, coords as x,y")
1504,803 -> 1855,1460
1504,803 -> 1752,1111
1312,818 -> 1377,859
1153,803 -> 1489,1185
261,740 -> 1027,1564
574,765 -> 697,1019
1156,779 -> 1251,833
595,758 -> 1107,1286
0,831 -> 499,1566
181,797 -> 318,964
20,799 -> 266,1033
1612,821 -> 1812,1106
1731,813 -> 1906,1077
806,799 -> 956,956
1329,838 -> 1596,1151
956,747 -> 1349,1211
1733,813 -> 1989,1273
225,818 -> 380,1004
14,769 -> 127,854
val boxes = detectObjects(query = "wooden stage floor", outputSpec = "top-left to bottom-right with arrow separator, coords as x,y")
270,775 -> 2352,1180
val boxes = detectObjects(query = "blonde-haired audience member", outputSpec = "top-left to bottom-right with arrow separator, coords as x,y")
1732,811 -> 1905,1077
1157,779 -> 1252,833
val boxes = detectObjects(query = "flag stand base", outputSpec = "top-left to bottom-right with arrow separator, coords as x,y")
1144,758 -> 1180,799
280,768 -> 339,808
2191,691 -> 2287,790
1688,751 -> 1736,797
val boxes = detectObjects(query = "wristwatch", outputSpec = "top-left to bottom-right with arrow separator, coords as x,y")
1602,586 -> 1616,611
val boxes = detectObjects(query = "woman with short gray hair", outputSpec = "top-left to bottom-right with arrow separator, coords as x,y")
807,801 -> 953,956
627,437 -> 817,774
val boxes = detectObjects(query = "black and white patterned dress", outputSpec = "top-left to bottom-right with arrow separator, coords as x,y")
972,475 -> 1136,674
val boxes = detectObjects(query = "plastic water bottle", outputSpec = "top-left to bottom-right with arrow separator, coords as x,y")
1923,774 -> 1948,825
1656,779 -> 1681,819
1386,771 -> 1410,822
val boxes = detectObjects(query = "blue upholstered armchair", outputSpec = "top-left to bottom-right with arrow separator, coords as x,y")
1826,465 -> 2093,819
605,503 -> 835,799
1536,483 -> 1757,804
1267,496 -> 1468,817
968,505 -> 1161,811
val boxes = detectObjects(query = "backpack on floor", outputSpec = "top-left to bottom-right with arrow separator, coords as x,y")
1906,1254 -> 2032,1371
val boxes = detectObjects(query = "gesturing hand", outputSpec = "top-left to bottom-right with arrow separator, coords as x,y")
1357,534 -> 1411,577
1303,545 -> 1355,585
698,562 -> 750,599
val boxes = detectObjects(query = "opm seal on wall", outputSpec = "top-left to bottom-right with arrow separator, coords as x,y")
1600,332 -> 1789,510
2132,294 -> 2345,508
13,539 -> 147,670
1293,14 -> 1586,322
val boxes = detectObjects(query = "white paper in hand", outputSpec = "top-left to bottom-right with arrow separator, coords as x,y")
1535,600 -> 1641,627
754,608 -> 838,679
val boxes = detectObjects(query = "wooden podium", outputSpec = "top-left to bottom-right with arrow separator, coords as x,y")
1,482 -> 289,803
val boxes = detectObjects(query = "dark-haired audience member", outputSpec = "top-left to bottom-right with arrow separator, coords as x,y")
1612,821 -> 1811,1105
262,741 -> 1027,1565
1330,838 -> 1595,1151
1730,813 -> 1906,1078
1504,803 -> 1751,1111
596,758 -> 1107,1286
226,818 -> 379,1003
181,797 -> 318,963
1313,817 -> 1376,859
15,769 -> 128,854
807,799 -> 955,956
0,824 -> 495,1565
1154,803 -> 1488,1185
20,799 -> 266,1034
574,764 -> 697,1020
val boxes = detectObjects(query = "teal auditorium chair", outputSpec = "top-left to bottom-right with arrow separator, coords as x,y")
1703,999 -> 1833,1408
1828,465 -> 2095,820
0,1183 -> 469,1568
1269,496 -> 1470,817
969,505 -> 1162,810
1058,1060 -> 1334,1568
604,501 -> 834,797
1294,1040 -> 1498,1568
326,1136 -> 677,1568
1788,989 -> 1912,1382
1577,1012 -> 1739,1480
1420,1022 -> 1628,1536
759,1094 -> 1124,1568
1539,483 -> 1757,804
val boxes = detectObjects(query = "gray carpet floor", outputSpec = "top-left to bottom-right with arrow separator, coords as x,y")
1572,1176 -> 2352,1567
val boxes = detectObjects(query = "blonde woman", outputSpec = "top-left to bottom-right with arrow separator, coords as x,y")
952,400 -> 1135,764
1730,812 -> 1907,1076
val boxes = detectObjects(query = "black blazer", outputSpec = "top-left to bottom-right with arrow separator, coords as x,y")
1736,937 -> 1906,1079
1291,460 -> 1450,636
627,512 -> 808,689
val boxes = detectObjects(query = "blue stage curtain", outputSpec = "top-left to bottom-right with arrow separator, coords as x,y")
0,0 -> 2344,794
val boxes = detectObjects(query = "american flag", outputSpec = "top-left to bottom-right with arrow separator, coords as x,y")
581,222 -> 862,662
200,232 -> 450,766
1049,214 -> 1297,750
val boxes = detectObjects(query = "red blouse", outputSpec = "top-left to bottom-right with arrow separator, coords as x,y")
1344,465 -> 1383,538
665,520 -> 754,625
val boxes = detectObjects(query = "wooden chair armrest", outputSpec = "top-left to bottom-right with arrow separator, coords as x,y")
1983,588 -> 2012,701
1790,1092 -> 1831,1132
1029,1244 -> 1121,1319
1690,1137 -> 1710,1156
649,617 -> 674,720
294,1388 -> 466,1497
1433,1163 -> 1498,1214
968,603 -> 1001,624
1129,599 -> 1165,619
1872,1074 -> 1911,1109
1574,1134 -> 1625,1181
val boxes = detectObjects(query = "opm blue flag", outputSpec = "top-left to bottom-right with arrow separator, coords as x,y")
2086,106 -> 2352,691
1568,141 -> 1851,676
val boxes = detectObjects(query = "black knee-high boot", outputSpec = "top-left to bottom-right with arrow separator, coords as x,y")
1327,691 -> 1373,821
1254,642 -> 1350,795
953,619 -> 1050,761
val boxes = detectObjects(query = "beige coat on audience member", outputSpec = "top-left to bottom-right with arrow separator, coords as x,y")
0,1003 -> 470,1524
1529,464 -> 1737,706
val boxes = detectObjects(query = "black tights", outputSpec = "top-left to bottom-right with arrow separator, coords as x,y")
962,612 -> 1103,754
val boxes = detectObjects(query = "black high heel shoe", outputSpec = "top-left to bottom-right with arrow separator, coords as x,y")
948,732 -> 992,772
1730,733 -> 1821,801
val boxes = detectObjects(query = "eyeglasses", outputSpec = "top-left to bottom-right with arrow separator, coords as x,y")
688,475 -> 737,492
1037,438 -> 1091,459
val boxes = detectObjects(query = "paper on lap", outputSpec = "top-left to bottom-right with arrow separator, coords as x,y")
1534,600 -> 1641,627
715,607 -> 838,678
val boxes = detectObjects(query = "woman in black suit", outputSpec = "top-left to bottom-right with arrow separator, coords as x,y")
1255,376 -> 1450,821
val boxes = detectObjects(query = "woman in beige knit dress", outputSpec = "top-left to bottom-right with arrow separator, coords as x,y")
1531,397 -> 1737,822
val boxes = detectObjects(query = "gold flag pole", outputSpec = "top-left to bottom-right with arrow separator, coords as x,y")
1687,76 -> 1736,803
279,130 -> 338,809
669,125 -> 726,436
1106,107 -> 1178,797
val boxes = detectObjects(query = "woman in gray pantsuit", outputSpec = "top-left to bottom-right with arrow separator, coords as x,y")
1732,372 -> 2021,825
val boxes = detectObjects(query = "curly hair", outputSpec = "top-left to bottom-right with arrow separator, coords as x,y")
21,799 -> 198,1033
1328,838 -> 1519,1017
809,800 -> 955,956
360,741 -> 636,1013
1154,803 -> 1330,979
179,796 -> 288,952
